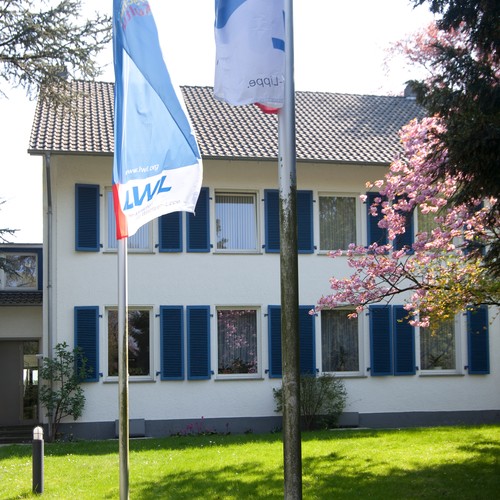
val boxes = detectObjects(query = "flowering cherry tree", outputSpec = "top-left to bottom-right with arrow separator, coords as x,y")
388,16 -> 500,275
315,116 -> 499,327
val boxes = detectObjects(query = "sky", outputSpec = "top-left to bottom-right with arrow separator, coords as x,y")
0,0 -> 435,243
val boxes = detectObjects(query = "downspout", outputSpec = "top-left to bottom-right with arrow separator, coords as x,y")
44,152 -> 54,440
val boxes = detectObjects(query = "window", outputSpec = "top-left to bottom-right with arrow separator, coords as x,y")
215,192 -> 258,251
321,310 -> 359,372
419,309 -> 490,375
420,318 -> 457,371
107,308 -> 152,378
106,189 -> 152,251
417,208 -> 436,236
319,194 -> 357,250
217,308 -> 259,376
0,253 -> 38,289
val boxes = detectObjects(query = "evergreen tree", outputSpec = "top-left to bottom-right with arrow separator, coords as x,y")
0,0 -> 111,105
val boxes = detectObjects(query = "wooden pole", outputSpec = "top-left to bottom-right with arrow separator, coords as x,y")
278,0 -> 302,498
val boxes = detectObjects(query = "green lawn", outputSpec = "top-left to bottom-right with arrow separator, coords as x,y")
1,425 -> 499,499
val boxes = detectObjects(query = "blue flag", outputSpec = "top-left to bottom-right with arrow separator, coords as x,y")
214,0 -> 285,113
113,0 -> 203,239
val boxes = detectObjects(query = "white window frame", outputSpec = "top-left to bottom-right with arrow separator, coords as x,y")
418,314 -> 463,376
320,308 -> 364,377
0,252 -> 38,290
104,306 -> 154,382
416,207 -> 438,236
214,190 -> 260,254
214,305 -> 262,380
317,192 -> 361,253
104,188 -> 153,253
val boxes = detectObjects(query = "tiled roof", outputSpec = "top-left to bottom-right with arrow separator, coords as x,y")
0,291 -> 42,306
29,80 -> 115,155
29,80 -> 424,164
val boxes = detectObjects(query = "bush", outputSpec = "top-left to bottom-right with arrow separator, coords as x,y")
273,374 -> 347,431
39,342 -> 92,441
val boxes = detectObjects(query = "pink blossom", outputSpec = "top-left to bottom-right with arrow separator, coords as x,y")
316,116 -> 499,326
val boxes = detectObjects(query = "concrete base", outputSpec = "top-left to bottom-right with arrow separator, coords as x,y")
55,409 -> 500,441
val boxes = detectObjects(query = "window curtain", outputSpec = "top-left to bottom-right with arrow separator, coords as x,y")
215,193 -> 257,250
321,310 -> 359,371
108,309 -> 150,376
217,309 -> 258,374
420,320 -> 456,370
319,196 -> 356,250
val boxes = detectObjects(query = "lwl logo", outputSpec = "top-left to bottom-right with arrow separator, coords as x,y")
123,175 -> 171,209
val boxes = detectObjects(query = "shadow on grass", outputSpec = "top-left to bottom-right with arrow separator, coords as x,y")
301,439 -> 500,499
124,443 -> 500,500
132,461 -> 283,499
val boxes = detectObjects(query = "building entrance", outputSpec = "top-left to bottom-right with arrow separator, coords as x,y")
0,340 -> 39,426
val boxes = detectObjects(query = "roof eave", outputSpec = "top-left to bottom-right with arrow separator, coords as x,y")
28,149 -> 114,157
28,150 -> 392,166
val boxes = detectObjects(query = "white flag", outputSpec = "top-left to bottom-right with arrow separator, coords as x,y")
214,0 -> 285,111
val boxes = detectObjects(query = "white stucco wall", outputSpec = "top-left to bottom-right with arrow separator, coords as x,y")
42,154 -> 500,426
0,306 -> 42,340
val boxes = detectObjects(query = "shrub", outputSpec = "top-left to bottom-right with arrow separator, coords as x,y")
273,374 -> 347,431
39,342 -> 92,441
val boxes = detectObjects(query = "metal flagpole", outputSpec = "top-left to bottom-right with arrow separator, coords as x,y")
118,238 -> 130,500
278,0 -> 302,498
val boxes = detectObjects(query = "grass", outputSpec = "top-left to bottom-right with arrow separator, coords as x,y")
1,425 -> 499,499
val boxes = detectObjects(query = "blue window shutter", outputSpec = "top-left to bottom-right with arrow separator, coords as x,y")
268,305 -> 282,377
393,306 -> 415,375
74,306 -> 99,382
299,306 -> 316,374
265,189 -> 314,253
187,306 -> 211,379
160,306 -> 184,380
75,184 -> 100,251
369,305 -> 393,375
187,187 -> 210,252
394,197 -> 414,251
297,191 -> 314,253
467,306 -> 489,374
159,212 -> 182,252
265,190 -> 280,253
366,192 -> 387,247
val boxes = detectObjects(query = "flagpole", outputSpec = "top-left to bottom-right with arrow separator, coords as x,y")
278,0 -> 302,499
118,238 -> 130,500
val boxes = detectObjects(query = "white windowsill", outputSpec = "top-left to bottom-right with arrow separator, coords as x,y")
103,377 -> 155,383
419,370 -> 465,377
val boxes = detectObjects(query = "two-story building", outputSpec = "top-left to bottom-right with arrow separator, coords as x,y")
27,81 -> 500,439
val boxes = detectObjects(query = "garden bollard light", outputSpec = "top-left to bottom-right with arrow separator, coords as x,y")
32,426 -> 44,494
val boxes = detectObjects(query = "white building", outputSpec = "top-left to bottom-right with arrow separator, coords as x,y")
24,81 -> 500,439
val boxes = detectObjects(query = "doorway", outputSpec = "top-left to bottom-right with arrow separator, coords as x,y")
0,340 -> 39,426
